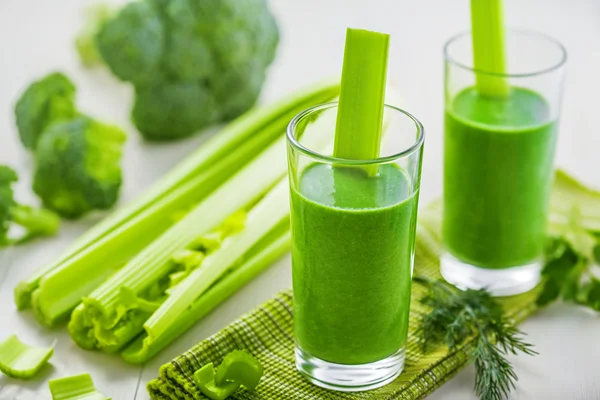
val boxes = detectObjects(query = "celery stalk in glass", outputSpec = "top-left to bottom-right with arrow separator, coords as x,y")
470,0 -> 509,97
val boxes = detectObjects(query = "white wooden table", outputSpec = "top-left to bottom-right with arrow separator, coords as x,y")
1,0 -> 599,399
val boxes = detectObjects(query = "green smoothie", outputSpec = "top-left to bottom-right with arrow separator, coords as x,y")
291,163 -> 417,365
444,87 -> 557,269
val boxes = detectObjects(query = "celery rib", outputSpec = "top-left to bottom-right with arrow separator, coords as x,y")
69,139 -> 289,351
470,0 -> 509,97
68,94 -> 336,352
334,28 -> 389,176
144,179 -> 290,341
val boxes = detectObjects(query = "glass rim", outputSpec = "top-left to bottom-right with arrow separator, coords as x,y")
286,102 -> 425,165
444,28 -> 568,78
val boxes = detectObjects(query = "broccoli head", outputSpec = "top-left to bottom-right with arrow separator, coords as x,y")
0,165 -> 60,245
15,72 -> 78,149
94,0 -> 279,140
33,116 -> 127,219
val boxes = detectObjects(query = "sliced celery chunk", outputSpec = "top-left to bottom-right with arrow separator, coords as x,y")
0,335 -> 54,379
214,350 -> 263,391
49,373 -> 110,400
194,363 -> 240,400
334,28 -> 390,176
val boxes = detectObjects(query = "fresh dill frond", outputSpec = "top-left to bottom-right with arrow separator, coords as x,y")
414,277 -> 537,400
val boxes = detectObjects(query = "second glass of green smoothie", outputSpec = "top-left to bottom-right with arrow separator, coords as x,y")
442,30 -> 567,295
287,102 -> 424,392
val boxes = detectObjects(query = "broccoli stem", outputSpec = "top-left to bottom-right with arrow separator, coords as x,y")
11,205 -> 60,243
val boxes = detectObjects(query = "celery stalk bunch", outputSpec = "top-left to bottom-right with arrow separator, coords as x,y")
14,81 -> 340,363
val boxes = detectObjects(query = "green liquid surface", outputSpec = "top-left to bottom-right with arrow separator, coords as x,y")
291,163 -> 417,365
443,87 -> 557,269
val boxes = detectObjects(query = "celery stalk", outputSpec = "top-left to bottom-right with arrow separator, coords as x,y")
0,335 -> 54,379
29,111 -> 291,327
121,230 -> 289,363
68,139 -> 289,351
471,0 -> 509,97
49,373 -> 110,400
144,179 -> 290,341
68,102 -> 333,352
68,144 -> 287,351
15,80 -> 340,311
333,28 -> 389,176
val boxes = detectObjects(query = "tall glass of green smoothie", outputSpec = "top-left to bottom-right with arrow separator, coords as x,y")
287,102 -> 424,391
442,29 -> 567,295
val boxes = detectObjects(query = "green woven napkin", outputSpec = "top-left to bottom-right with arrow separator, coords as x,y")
148,169 -> 594,400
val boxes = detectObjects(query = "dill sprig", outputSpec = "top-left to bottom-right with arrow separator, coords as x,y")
414,277 -> 537,400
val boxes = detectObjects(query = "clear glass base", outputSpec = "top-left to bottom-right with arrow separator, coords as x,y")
295,346 -> 405,392
440,253 -> 542,296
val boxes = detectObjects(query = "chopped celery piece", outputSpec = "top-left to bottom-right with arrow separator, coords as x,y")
194,364 -> 240,400
470,0 -> 509,97
0,335 -> 53,379
49,373 -> 110,400
121,230 -> 289,363
194,351 -> 263,399
334,28 -> 389,177
215,350 -> 263,391
15,80 -> 340,313
144,179 -> 290,341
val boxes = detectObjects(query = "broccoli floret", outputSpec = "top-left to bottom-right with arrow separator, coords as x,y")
93,0 -> 279,140
96,1 -> 165,86
14,72 -> 78,149
14,71 -> 127,219
0,165 -> 60,245
33,116 -> 127,219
